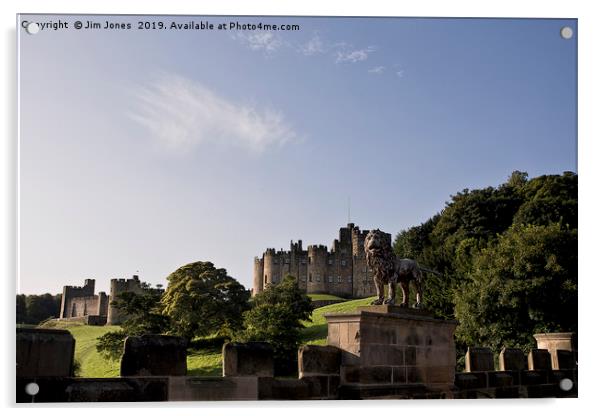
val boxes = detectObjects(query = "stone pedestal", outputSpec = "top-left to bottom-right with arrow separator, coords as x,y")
325,305 -> 457,397
533,332 -> 577,370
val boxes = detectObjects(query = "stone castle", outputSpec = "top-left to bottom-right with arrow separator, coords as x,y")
253,223 -> 388,298
59,275 -> 145,325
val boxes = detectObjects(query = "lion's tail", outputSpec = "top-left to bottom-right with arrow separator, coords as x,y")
419,266 -> 442,277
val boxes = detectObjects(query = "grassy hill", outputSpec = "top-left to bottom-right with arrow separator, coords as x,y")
38,296 -> 375,378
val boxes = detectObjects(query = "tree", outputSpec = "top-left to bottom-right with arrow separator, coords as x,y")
96,285 -> 169,360
237,275 -> 312,375
454,223 -> 577,353
160,261 -> 250,340
16,294 -> 27,324
23,293 -> 61,324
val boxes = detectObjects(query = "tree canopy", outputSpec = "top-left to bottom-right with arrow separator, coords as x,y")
393,171 -> 577,355
16,293 -> 61,325
160,261 -> 251,340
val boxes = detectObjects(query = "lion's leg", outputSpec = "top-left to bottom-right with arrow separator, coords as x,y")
413,271 -> 423,308
384,281 -> 396,305
371,279 -> 385,305
400,280 -> 410,308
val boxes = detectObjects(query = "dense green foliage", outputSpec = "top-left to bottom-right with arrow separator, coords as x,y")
16,293 -> 61,324
393,171 -> 577,354
96,285 -> 169,360
237,275 -> 313,375
161,261 -> 251,340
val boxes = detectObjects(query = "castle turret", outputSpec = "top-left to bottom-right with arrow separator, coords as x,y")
253,256 -> 265,295
263,248 -> 276,289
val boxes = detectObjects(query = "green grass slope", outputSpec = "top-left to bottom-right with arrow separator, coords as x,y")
39,320 -> 121,377
34,296 -> 374,377
301,296 -> 375,345
308,293 -> 345,301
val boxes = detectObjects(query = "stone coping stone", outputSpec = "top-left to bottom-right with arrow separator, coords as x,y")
120,335 -> 187,377
223,342 -> 274,377
17,327 -> 75,378
17,327 -> 71,335
298,345 -> 341,376
324,306 -> 458,325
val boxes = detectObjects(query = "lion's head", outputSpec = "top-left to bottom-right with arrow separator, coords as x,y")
364,229 -> 390,254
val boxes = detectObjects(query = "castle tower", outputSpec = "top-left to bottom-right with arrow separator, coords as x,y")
106,275 -> 145,325
290,240 -> 308,292
307,245 -> 328,294
329,224 -> 354,297
262,249 -> 276,289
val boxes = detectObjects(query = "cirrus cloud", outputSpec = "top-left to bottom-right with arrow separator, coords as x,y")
129,73 -> 298,154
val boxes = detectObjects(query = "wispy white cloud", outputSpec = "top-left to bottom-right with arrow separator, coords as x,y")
234,31 -> 283,53
335,46 -> 376,63
396,69 -> 404,78
368,66 -> 385,74
300,33 -> 325,56
129,74 -> 297,154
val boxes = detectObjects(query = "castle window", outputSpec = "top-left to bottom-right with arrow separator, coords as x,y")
265,275 -> 267,283
328,276 -> 333,283
285,259 -> 290,264
341,260 -> 347,266
337,276 -> 342,283
328,259 -> 333,265
308,257 -> 312,264
309,274 -> 312,282
348,276 -> 352,283
273,260 -> 278,265
317,276 -> 321,282
301,259 -> 306,265
301,276 -> 306,282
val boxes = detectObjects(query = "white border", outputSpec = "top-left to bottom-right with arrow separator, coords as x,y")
3,1 -> 601,415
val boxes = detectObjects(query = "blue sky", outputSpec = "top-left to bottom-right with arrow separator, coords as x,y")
18,15 -> 577,294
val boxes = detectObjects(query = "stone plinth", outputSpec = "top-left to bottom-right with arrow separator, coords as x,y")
16,328 -> 75,377
120,335 -> 187,376
325,305 -> 457,394
533,332 -> 577,370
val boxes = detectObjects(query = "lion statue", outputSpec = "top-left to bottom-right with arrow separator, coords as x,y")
364,229 -> 439,308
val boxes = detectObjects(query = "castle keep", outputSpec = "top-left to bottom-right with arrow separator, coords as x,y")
253,223 -> 389,298
59,275 -> 145,325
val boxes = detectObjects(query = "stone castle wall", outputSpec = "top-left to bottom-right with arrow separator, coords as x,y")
253,223 -> 387,298
58,275 -> 143,326
59,279 -> 106,319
